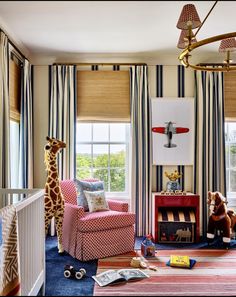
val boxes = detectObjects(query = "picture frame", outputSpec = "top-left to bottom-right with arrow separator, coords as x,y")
151,97 -> 194,165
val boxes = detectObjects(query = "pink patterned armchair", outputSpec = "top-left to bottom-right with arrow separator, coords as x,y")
60,179 -> 135,261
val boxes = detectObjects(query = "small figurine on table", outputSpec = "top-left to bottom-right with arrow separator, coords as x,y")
165,170 -> 182,192
141,234 -> 156,258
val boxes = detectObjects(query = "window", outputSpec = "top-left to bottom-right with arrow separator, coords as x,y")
10,120 -> 20,188
9,49 -> 21,188
225,122 -> 236,208
76,123 -> 130,196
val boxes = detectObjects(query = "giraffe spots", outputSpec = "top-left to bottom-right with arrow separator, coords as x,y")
44,197 -> 50,203
50,181 -> 56,188
46,179 -> 52,186
51,172 -> 57,179
44,199 -> 52,208
50,190 -> 57,200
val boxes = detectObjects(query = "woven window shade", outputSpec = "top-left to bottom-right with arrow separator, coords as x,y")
9,57 -> 21,122
224,72 -> 236,121
77,70 -> 130,122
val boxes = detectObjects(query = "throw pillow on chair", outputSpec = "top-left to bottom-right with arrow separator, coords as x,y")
73,179 -> 104,211
83,190 -> 110,212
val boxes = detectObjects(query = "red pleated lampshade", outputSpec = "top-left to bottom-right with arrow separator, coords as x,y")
177,4 -> 201,30
219,37 -> 236,52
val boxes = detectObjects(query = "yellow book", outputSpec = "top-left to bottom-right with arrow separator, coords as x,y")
170,255 -> 190,268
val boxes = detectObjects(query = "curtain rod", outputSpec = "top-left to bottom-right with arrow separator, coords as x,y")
0,28 -> 27,61
198,63 -> 236,66
10,51 -> 23,66
53,62 -> 147,66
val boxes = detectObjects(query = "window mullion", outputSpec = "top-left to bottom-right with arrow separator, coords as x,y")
91,124 -> 94,177
125,124 -> 129,193
229,143 -> 231,193
108,124 -> 111,192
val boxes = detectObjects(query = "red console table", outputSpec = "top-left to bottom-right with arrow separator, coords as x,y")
152,192 -> 200,243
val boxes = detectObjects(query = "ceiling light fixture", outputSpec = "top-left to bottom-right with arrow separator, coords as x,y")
176,1 -> 236,72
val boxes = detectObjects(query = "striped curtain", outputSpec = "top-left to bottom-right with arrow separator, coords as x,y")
177,65 -> 185,191
194,70 -> 226,236
49,65 -> 77,180
19,59 -> 33,188
0,32 -> 10,188
155,65 -> 163,191
130,65 -> 152,236
155,65 -> 187,192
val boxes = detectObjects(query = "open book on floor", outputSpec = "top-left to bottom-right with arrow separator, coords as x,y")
92,269 -> 149,287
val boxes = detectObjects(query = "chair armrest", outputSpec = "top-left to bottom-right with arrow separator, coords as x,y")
64,203 -> 85,219
63,203 -> 85,257
107,199 -> 129,212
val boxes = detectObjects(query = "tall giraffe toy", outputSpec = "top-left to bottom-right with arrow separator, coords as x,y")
44,136 -> 66,253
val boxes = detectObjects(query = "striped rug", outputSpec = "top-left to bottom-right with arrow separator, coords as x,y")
93,249 -> 236,296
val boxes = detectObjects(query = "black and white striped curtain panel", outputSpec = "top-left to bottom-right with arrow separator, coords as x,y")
0,32 -> 10,188
194,70 -> 226,236
49,65 -> 77,180
155,65 -> 188,192
130,65 -> 152,236
19,59 -> 34,188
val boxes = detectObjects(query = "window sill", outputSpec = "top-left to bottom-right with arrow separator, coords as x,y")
227,193 -> 236,200
106,195 -> 130,203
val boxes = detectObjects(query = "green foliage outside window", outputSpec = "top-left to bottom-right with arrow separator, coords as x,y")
76,151 -> 126,192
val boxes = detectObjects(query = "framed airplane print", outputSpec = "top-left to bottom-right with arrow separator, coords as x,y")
151,97 -> 194,165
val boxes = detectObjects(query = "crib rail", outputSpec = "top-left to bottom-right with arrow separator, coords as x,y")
0,189 -> 45,296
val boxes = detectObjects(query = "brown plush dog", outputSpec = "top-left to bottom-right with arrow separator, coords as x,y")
207,191 -> 231,245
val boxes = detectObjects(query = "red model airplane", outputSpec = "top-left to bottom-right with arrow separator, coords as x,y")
152,121 -> 189,148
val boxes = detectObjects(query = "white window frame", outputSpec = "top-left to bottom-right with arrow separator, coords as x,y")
225,122 -> 236,208
76,123 -> 130,198
10,120 -> 20,188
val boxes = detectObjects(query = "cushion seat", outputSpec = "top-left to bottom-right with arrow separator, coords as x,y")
78,210 -> 135,233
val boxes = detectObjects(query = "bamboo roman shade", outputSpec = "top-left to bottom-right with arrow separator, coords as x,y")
224,72 -> 236,121
77,70 -> 130,122
9,56 -> 21,122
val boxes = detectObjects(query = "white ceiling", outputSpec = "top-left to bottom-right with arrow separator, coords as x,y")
0,1 -> 235,64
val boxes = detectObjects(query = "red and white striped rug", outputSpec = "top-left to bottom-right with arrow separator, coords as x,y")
93,249 -> 236,296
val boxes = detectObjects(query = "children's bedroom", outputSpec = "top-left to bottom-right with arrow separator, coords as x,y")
0,1 -> 236,296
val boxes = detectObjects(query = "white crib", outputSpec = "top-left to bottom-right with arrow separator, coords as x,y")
0,189 -> 45,296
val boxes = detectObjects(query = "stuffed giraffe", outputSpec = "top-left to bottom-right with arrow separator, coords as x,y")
44,136 -> 66,253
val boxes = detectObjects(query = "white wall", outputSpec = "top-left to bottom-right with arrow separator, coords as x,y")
33,66 -> 49,188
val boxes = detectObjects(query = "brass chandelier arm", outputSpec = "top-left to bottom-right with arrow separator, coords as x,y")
182,63 -> 236,72
179,32 -> 236,71
189,32 -> 236,51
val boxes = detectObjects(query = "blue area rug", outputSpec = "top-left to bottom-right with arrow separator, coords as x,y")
46,235 -> 236,296
45,236 -> 97,296
135,236 -> 236,249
